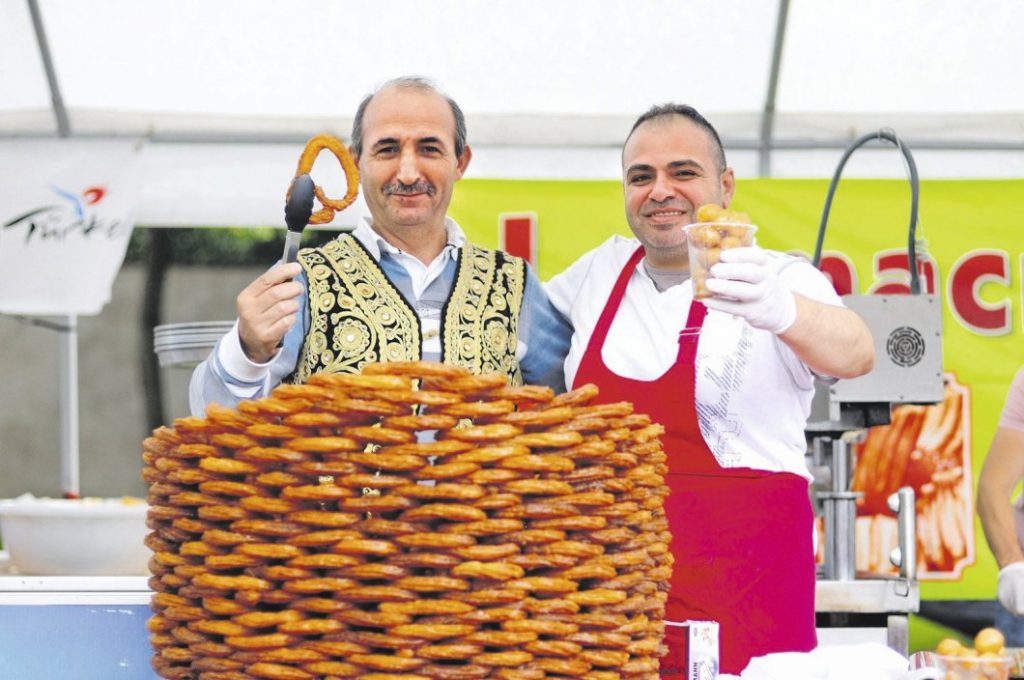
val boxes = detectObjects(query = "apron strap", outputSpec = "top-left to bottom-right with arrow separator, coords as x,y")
584,245 -> 646,354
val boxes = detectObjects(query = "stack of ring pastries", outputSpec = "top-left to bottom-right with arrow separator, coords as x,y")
143,361 -> 672,680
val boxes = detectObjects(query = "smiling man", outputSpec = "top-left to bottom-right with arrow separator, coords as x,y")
545,103 -> 874,674
190,77 -> 571,412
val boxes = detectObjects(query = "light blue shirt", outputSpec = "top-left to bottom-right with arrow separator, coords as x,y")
189,217 -> 571,415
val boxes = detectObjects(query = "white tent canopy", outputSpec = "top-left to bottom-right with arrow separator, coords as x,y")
2,0 -> 1023,227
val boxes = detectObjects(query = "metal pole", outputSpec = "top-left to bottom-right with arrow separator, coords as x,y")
27,0 -> 71,137
758,0 -> 791,177
58,315 -> 80,497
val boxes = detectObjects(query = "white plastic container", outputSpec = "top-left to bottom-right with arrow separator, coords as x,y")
0,496 -> 149,575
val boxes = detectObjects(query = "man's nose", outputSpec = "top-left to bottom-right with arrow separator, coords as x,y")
396,148 -> 420,185
648,173 -> 674,201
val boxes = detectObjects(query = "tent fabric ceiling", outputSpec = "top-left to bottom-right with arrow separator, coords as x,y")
1,0 -> 1022,226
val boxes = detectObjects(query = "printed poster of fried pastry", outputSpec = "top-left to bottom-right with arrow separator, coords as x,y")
850,373 -> 973,579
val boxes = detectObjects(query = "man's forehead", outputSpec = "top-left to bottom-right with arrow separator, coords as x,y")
623,115 -> 715,165
363,87 -> 456,145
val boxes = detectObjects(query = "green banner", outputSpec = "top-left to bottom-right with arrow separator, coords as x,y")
450,177 -> 1024,600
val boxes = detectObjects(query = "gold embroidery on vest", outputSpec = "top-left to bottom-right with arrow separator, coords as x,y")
292,235 -> 421,383
442,243 -> 525,385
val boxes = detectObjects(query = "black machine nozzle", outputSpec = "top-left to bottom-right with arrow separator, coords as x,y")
285,174 -> 316,233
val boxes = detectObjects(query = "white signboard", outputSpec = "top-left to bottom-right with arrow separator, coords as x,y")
0,140 -> 142,315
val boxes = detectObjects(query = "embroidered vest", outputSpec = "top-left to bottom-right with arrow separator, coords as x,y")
290,234 -> 526,385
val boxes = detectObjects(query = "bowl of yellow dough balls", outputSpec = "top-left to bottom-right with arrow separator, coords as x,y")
935,628 -> 1012,680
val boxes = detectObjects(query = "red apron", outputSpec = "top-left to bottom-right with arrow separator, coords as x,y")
571,246 -> 816,675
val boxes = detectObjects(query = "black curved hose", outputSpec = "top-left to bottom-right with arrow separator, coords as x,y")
812,130 -> 922,294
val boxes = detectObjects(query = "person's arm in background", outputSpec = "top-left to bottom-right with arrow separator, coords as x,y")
978,367 -> 1024,615
188,262 -> 307,415
703,247 -> 874,379
517,264 -> 573,392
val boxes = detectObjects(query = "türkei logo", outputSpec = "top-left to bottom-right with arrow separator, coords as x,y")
2,184 -> 126,243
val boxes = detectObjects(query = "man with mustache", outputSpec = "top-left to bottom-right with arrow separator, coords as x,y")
545,104 -> 875,674
190,77 -> 570,412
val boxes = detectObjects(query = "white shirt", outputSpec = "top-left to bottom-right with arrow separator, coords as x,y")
545,235 -> 844,479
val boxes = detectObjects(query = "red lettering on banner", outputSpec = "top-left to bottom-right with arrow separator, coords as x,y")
868,249 -> 939,295
818,252 -> 858,296
947,250 -> 1010,335
499,213 -> 537,266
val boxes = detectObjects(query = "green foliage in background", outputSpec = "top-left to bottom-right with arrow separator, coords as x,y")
124,227 -> 344,266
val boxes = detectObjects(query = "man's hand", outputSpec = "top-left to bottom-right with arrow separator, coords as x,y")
236,262 -> 303,364
998,562 -> 1024,616
701,246 -> 797,335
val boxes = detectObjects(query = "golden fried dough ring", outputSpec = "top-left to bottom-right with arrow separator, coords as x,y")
445,423 -> 523,442
235,542 -> 304,560
301,661 -> 362,677
384,439 -> 476,457
278,618 -> 344,636
246,661 -> 314,680
341,494 -> 416,513
348,654 -> 429,671
457,607 -> 526,625
286,553 -> 361,570
524,639 -> 583,658
450,542 -> 520,561
533,657 -> 592,676
532,515 -> 607,531
395,532 -> 476,549
340,585 -> 417,603
332,608 -> 411,628
471,651 -> 533,667
489,385 -> 555,406
201,597 -> 248,616
294,134 -> 359,225
507,576 -> 578,594
509,431 -> 584,449
232,609 -> 303,629
289,596 -> 351,614
451,588 -> 528,606
416,644 -> 484,661
192,572 -> 271,592
394,482 -> 485,501
450,444 -> 530,464
399,504 -> 487,523
452,561 -> 524,581
442,518 -> 524,536
286,529 -> 361,547
567,589 -> 628,606
285,509 -> 360,528
499,454 -> 574,473
379,599 -> 473,616
466,630 -> 538,647
286,436 -> 361,454
383,413 -> 459,431
421,372 -> 508,394
472,493 -> 522,510
395,575 -> 469,592
225,632 -> 295,650
469,468 -> 528,485
506,618 -> 579,637
390,623 -> 475,641
308,371 -> 412,390
520,598 -> 580,615
346,452 -> 426,471
362,360 -> 470,379
439,400 -> 516,418
389,552 -> 461,569
413,461 -> 480,480
504,479 -> 573,496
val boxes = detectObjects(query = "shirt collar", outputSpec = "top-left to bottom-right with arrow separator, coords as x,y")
351,217 -> 466,261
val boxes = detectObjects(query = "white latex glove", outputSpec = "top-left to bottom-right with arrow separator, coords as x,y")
701,246 -> 797,335
998,561 -> 1024,615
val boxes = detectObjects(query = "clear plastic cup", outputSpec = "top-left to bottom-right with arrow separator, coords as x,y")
682,222 -> 758,299
935,654 -> 1011,680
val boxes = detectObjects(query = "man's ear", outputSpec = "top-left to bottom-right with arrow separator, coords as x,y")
720,167 -> 736,208
455,145 -> 473,180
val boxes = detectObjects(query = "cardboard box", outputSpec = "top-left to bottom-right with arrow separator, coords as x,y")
663,620 -> 720,679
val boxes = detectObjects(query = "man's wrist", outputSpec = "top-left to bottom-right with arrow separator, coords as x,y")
219,321 -> 277,382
